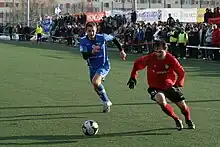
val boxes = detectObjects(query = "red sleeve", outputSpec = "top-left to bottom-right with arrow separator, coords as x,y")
170,55 -> 185,87
130,55 -> 149,79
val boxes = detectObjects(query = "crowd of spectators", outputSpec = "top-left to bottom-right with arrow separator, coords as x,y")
3,8 -> 220,60
204,7 -> 220,23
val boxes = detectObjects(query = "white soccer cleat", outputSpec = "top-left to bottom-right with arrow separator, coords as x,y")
102,101 -> 112,113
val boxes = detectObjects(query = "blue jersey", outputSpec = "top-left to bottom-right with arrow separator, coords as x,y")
80,34 -> 114,70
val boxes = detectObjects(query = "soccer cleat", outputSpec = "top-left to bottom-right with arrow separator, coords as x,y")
103,101 -> 112,113
175,119 -> 184,131
186,120 -> 195,129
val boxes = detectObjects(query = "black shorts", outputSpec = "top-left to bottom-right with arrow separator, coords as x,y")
147,87 -> 185,102
37,33 -> 42,39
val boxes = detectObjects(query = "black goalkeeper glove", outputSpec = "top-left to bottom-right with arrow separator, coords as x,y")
127,77 -> 137,89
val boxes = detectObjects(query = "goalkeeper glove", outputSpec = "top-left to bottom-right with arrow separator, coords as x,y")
127,77 -> 137,89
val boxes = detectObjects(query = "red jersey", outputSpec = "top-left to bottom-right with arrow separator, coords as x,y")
130,52 -> 185,90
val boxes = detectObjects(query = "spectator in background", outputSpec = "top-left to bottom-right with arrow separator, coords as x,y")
145,23 -> 154,53
9,25 -> 13,40
212,24 -> 220,60
177,28 -> 188,59
190,27 -> 200,58
167,14 -> 175,27
199,23 -> 208,58
35,24 -> 43,44
23,24 -> 30,41
214,7 -> 220,18
204,8 -> 213,23
169,27 -> 178,57
122,14 -> 127,25
204,24 -> 213,60
131,10 -> 137,24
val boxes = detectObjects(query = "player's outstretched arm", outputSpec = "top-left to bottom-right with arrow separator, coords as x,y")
171,57 -> 185,87
127,55 -> 149,89
103,34 -> 126,60
112,38 -> 126,60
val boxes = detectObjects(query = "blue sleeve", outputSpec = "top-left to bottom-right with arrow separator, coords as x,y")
80,39 -> 87,52
103,33 -> 114,42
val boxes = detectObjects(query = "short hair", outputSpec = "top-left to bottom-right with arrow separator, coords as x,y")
85,22 -> 97,29
154,40 -> 168,50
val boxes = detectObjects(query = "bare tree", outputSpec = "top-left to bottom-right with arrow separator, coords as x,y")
14,0 -> 56,26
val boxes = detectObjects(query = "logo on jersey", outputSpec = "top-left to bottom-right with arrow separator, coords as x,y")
92,45 -> 100,50
165,64 -> 169,70
156,64 -> 170,74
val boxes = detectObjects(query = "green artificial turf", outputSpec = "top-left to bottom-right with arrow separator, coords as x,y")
0,41 -> 220,147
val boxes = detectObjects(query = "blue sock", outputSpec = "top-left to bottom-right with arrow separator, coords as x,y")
96,84 -> 109,102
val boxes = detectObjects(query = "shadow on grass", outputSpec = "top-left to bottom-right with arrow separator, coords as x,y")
41,55 -> 65,59
181,59 -> 220,77
0,112 -> 99,122
0,127 -> 173,145
0,116 -> 85,122
0,99 -> 220,110
0,111 -> 100,119
0,140 -> 77,146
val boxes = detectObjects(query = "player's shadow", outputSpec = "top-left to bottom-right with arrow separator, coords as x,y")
0,116 -> 84,122
0,111 -> 100,122
0,140 -> 77,146
0,128 -> 173,145
0,99 -> 220,110
41,55 -> 65,60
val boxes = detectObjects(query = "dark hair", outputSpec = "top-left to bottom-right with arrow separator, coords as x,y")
154,40 -> 167,49
85,22 -> 97,29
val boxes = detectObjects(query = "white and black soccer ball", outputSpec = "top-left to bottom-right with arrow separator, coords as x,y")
82,120 -> 99,136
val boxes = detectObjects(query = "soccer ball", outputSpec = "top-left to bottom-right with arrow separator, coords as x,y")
82,120 -> 99,136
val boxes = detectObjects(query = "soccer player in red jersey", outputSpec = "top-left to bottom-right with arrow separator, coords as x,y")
127,40 -> 195,131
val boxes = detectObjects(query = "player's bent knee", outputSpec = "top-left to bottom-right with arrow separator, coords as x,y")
175,100 -> 187,109
92,75 -> 102,89
92,81 -> 101,89
155,93 -> 167,106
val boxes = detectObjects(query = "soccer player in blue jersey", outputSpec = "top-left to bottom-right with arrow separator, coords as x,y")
80,22 -> 126,113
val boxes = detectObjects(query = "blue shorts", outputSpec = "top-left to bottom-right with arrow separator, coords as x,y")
89,64 -> 110,82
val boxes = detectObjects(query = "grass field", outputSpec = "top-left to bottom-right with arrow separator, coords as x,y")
0,41 -> 220,147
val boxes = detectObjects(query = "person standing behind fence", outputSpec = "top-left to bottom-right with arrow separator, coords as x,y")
24,24 -> 30,41
35,24 -> 43,44
204,8 -> 213,23
9,25 -> 13,40
211,24 -> 220,60
177,28 -> 188,59
189,27 -> 200,58
169,28 -> 178,57
131,10 -> 137,24
204,25 -> 213,60
145,23 -> 154,53
167,14 -> 175,27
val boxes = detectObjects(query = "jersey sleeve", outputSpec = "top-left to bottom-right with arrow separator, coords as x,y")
170,56 -> 185,87
130,55 -> 149,79
103,33 -> 114,42
80,39 -> 87,52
